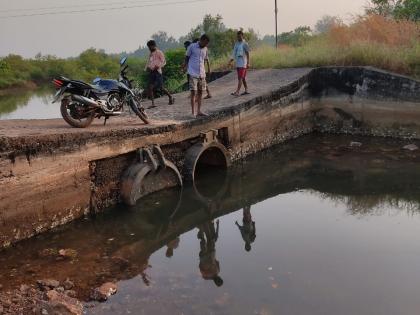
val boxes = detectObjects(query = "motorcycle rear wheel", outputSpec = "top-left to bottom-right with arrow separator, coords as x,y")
60,98 -> 95,128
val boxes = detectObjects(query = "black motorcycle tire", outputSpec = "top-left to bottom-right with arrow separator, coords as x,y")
129,97 -> 149,125
60,98 -> 95,128
138,108 -> 150,125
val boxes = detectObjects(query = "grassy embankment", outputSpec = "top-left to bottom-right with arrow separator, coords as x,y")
215,15 -> 420,79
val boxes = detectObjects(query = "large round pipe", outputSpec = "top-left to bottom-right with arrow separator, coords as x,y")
183,142 -> 231,183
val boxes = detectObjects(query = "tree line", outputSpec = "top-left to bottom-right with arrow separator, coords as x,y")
0,0 -> 418,91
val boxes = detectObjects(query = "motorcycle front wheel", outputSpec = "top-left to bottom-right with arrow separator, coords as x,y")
138,107 -> 150,125
60,98 -> 95,128
129,97 -> 149,125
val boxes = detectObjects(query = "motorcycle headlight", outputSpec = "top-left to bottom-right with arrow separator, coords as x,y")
133,88 -> 143,95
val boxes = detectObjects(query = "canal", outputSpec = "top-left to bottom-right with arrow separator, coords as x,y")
1,134 -> 420,315
0,88 -> 58,120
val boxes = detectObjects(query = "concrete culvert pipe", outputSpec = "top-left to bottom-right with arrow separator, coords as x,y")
121,161 -> 182,206
183,142 -> 231,183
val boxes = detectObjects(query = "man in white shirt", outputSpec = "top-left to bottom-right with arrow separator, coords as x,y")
183,34 -> 211,118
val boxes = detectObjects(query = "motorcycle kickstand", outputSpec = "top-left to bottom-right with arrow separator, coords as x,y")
103,117 -> 109,126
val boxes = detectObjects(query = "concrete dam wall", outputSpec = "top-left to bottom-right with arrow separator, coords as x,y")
0,66 -> 419,248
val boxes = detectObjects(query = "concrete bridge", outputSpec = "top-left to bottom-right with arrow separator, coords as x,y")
0,67 -> 419,248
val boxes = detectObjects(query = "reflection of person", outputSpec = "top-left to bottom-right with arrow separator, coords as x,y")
197,220 -> 223,287
235,206 -> 256,252
165,237 -> 180,258
145,40 -> 175,108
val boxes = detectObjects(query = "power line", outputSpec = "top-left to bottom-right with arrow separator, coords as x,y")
0,0 -> 207,19
0,0 -> 170,13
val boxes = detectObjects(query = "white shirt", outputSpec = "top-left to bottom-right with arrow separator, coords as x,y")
232,41 -> 250,68
186,42 -> 209,79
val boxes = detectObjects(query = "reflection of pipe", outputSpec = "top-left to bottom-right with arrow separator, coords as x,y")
156,186 -> 184,239
169,187 -> 184,220
192,170 -> 230,210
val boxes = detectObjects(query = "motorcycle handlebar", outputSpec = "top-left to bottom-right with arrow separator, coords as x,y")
121,65 -> 128,73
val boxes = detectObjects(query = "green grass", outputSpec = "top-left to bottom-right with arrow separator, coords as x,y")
213,37 -> 420,79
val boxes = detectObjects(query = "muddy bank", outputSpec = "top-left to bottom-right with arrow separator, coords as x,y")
0,282 -> 84,315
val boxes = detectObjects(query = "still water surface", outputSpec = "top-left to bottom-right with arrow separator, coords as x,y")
0,88 -> 58,120
1,135 -> 420,315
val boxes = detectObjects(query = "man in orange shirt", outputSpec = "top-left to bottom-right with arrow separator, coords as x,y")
146,40 -> 175,108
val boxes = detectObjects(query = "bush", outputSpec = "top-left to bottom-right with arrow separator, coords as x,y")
137,48 -> 186,93
214,15 -> 420,79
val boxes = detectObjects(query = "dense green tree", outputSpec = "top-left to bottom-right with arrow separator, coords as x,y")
181,14 -> 258,58
367,0 -> 420,21
129,31 -> 182,58
394,0 -> 420,20
278,26 -> 312,46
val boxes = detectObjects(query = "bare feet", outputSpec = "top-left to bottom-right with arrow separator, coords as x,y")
231,92 -> 239,97
204,94 -> 212,99
197,112 -> 209,117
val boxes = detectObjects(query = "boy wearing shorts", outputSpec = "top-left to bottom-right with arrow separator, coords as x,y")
229,30 -> 250,96
183,34 -> 211,117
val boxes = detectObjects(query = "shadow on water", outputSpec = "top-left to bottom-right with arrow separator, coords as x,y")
0,135 -> 420,312
0,87 -> 56,120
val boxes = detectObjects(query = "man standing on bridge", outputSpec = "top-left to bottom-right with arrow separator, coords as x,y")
229,30 -> 250,96
183,34 -> 211,118
145,40 -> 175,109
184,39 -> 212,100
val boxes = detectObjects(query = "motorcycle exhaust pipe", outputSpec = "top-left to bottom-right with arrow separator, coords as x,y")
106,112 -> 123,116
72,95 -> 100,107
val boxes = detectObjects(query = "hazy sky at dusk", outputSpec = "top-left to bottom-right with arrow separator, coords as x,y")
0,0 -> 367,57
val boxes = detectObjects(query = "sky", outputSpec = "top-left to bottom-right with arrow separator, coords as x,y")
0,0 -> 367,58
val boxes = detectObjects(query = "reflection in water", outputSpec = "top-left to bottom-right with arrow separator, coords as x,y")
0,88 -> 57,120
165,238 -> 180,258
0,135 -> 420,314
236,206 -> 256,252
198,219 -> 222,287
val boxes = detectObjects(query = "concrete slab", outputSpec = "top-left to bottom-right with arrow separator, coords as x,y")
0,69 -> 312,140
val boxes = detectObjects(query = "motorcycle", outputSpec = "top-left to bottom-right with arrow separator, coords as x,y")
52,56 -> 149,128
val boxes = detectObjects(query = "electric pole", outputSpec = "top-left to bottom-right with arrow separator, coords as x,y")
275,0 -> 278,48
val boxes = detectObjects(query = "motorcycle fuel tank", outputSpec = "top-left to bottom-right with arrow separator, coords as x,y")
94,79 -> 120,91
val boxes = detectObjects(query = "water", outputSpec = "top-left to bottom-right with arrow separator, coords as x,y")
1,135 -> 420,315
0,88 -> 58,120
